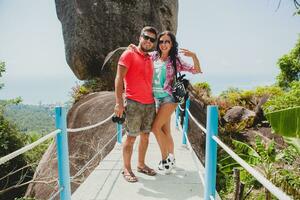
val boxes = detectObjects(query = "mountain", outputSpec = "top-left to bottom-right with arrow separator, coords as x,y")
3,103 -> 69,135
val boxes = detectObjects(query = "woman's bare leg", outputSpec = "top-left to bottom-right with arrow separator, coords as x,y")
152,103 -> 177,159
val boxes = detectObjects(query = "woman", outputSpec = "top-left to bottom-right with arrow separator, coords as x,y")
150,31 -> 202,174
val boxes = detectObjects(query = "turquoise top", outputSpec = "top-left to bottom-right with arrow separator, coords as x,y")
153,60 -> 169,98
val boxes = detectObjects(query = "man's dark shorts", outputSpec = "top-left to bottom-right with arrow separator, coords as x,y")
125,99 -> 156,137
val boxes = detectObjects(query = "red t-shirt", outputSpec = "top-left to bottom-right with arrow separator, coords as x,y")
118,49 -> 154,104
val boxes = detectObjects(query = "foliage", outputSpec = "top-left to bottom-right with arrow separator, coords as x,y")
70,82 -> 91,103
215,85 -> 283,127
265,106 -> 300,138
25,131 -> 53,166
219,87 -> 242,104
0,114 -> 33,200
193,82 -> 211,97
223,117 -> 255,134
217,137 -> 300,199
276,37 -> 300,89
0,61 -> 5,90
218,86 -> 283,111
263,81 -> 300,113
3,103 -> 55,135
0,60 -> 51,199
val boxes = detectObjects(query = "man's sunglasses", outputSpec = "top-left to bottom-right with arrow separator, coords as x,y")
142,34 -> 156,43
159,40 -> 171,45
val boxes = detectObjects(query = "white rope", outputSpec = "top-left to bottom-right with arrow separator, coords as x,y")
48,187 -> 63,200
187,110 -> 206,134
212,136 -> 292,200
67,113 -> 114,133
0,130 -> 61,165
71,129 -> 123,179
177,117 -> 221,200
178,104 -> 185,111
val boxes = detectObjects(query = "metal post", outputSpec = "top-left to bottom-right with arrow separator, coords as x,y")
182,98 -> 190,145
55,107 -> 71,200
175,106 -> 180,129
117,123 -> 122,144
204,106 -> 218,200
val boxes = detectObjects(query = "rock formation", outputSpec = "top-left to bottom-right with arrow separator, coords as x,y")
55,0 -> 178,82
26,1 -> 179,198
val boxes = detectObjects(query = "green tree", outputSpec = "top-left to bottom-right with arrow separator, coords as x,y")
0,61 -> 5,90
0,114 -> 33,200
276,37 -> 300,89
193,82 -> 211,97
0,61 -> 34,200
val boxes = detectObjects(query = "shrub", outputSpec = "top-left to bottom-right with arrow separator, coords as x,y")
263,81 -> 300,113
70,83 -> 91,103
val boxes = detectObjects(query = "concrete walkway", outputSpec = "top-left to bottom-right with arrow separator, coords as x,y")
72,115 -> 205,200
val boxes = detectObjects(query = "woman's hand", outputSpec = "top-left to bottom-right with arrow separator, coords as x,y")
179,48 -> 196,58
180,48 -> 202,73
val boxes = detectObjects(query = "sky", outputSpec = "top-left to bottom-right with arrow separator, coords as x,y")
0,0 -> 299,105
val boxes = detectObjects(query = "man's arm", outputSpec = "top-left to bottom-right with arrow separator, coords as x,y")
114,64 -> 128,117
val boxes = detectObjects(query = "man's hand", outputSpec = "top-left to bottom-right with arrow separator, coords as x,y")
114,103 -> 125,118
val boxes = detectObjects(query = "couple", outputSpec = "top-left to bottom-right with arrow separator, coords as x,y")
114,26 -> 202,183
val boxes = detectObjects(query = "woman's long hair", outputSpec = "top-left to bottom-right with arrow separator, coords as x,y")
156,31 -> 179,72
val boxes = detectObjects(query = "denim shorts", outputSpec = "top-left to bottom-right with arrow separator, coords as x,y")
155,95 -> 176,109
124,99 -> 156,137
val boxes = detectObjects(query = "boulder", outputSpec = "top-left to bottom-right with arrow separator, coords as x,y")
223,106 -> 255,123
253,94 -> 270,126
25,92 -> 117,199
55,0 -> 179,80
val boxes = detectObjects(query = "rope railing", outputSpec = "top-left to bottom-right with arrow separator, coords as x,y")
71,129 -> 123,180
48,187 -> 64,200
212,136 -> 292,200
176,98 -> 292,200
67,113 -> 114,132
0,106 -> 118,200
187,109 -> 206,134
0,129 -> 61,165
178,104 -> 185,111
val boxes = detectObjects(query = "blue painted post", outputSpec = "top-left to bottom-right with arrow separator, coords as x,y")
175,106 -> 180,129
204,106 -> 218,200
55,107 -> 71,200
117,123 -> 122,144
182,98 -> 190,145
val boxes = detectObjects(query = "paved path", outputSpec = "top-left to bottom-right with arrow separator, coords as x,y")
72,115 -> 205,200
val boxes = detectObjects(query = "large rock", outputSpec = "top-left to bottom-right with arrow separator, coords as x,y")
55,0 -> 179,80
223,106 -> 255,123
25,92 -> 117,199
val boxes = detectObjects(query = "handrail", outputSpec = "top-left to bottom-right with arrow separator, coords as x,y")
0,112 -> 115,165
178,104 -> 185,111
48,187 -> 64,200
177,99 -> 292,200
0,129 -> 61,165
0,106 -> 117,200
212,136 -> 292,200
187,109 -> 206,134
71,129 -> 123,180
67,113 -> 114,132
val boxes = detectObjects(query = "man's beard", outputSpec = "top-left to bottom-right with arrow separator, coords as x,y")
140,45 -> 153,53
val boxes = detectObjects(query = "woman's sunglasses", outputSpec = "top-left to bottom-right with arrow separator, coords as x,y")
142,34 -> 156,43
159,40 -> 171,45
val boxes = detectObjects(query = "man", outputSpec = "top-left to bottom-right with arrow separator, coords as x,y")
114,26 -> 158,182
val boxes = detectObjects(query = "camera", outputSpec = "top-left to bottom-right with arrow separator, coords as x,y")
112,113 -> 126,124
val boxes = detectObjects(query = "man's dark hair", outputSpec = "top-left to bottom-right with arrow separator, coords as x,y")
141,26 -> 158,38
